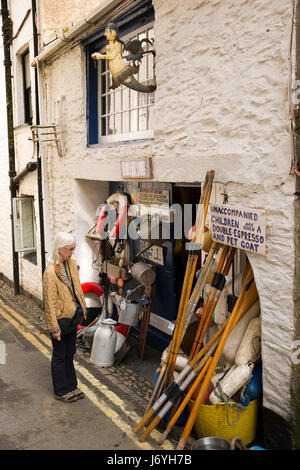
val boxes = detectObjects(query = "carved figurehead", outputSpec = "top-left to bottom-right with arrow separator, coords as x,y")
91,22 -> 156,93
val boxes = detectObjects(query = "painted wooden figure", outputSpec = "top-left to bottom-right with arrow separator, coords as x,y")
91,22 -> 156,93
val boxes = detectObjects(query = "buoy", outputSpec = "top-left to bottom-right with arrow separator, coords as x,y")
209,362 -> 255,405
235,316 -> 261,366
222,301 -> 260,365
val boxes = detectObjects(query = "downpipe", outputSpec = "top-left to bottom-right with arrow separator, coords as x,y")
32,0 -> 46,274
13,161 -> 38,186
0,0 -> 20,295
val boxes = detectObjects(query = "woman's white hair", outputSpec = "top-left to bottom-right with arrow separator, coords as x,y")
50,231 -> 75,264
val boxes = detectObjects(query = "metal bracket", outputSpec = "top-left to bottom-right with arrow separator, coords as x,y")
29,124 -> 64,158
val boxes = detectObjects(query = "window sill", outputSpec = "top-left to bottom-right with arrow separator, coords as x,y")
88,136 -> 154,149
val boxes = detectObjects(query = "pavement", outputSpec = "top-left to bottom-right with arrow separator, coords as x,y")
0,276 -> 196,451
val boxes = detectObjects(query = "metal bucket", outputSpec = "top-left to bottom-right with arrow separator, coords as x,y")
191,437 -> 232,450
83,325 -> 98,349
118,299 -> 142,326
131,261 -> 156,286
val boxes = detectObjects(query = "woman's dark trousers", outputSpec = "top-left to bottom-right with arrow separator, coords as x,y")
51,330 -> 77,396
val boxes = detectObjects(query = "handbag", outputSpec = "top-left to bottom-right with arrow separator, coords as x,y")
58,304 -> 83,335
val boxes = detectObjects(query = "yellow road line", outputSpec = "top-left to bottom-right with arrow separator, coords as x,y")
0,300 -> 175,450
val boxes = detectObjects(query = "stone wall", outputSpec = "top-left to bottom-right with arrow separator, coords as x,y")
151,0 -> 295,422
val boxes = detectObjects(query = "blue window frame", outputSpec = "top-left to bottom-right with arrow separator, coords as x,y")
83,0 -> 155,146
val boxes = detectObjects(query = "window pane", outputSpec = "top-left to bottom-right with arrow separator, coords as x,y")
139,107 -> 147,131
22,50 -> 32,123
101,116 -> 106,136
115,90 -> 122,114
107,115 -> 113,135
21,199 -> 35,248
115,113 -> 122,134
130,88 -> 138,109
130,108 -> 138,132
101,95 -> 106,117
23,52 -> 31,89
107,93 -> 113,116
101,72 -> 106,94
138,55 -> 147,83
123,87 -> 130,112
148,52 -> 154,79
122,111 -> 130,133
148,104 -> 155,129
13,198 -> 36,251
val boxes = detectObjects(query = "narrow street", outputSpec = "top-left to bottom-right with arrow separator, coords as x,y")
0,290 -> 178,452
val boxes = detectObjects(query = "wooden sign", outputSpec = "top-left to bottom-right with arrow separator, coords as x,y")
140,242 -> 164,266
138,188 -> 169,206
120,158 -> 152,179
209,203 -> 266,255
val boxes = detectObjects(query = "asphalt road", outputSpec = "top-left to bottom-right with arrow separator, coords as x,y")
0,298 -> 175,452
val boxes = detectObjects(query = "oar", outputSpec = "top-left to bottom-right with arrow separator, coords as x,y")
134,171 -> 215,435
189,244 -> 229,359
191,246 -> 237,359
181,241 -> 220,339
139,347 -> 215,442
135,276 -> 258,441
159,356 -> 213,444
135,319 -> 226,439
164,170 -> 214,386
162,278 -> 260,441
176,263 -> 257,450
133,359 -> 194,435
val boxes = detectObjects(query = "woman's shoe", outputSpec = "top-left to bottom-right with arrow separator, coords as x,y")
54,392 -> 78,403
71,388 -> 85,400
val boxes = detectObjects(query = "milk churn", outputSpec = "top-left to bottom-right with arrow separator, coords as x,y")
90,318 -> 117,367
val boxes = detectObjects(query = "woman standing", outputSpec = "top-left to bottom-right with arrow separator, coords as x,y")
43,232 -> 87,403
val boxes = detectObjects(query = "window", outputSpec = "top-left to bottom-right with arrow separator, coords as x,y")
22,49 -> 33,124
99,25 -> 155,144
12,197 -> 36,253
85,0 -> 155,146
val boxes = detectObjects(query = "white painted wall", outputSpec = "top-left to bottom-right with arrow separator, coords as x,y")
0,3 -> 44,299
151,0 -> 294,422
39,0 -> 296,420
0,0 -> 295,420
74,179 -> 109,283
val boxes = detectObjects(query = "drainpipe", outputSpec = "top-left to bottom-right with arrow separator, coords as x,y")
31,0 -> 46,275
0,0 -> 20,295
13,161 -> 38,186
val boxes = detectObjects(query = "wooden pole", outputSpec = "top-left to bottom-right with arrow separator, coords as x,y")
177,263 -> 257,450
134,171 -> 215,437
191,246 -> 237,358
189,244 -> 230,359
133,277 -> 258,441
181,241 -> 221,342
159,356 -> 213,443
165,171 -> 214,386
138,284 -> 154,360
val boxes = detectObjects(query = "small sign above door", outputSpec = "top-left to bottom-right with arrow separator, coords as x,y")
120,158 -> 152,179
